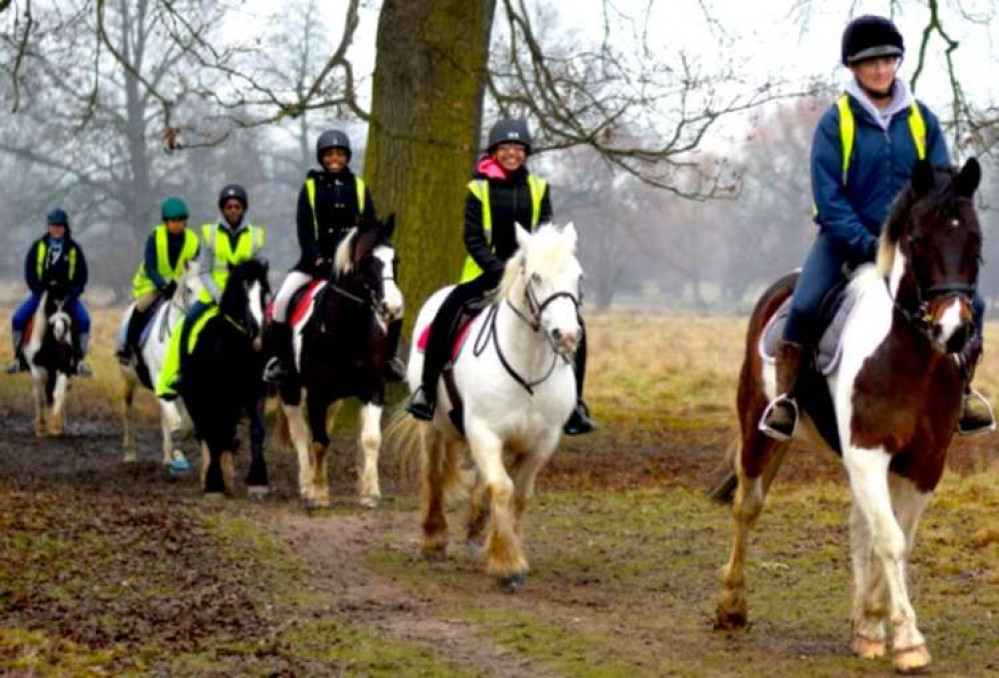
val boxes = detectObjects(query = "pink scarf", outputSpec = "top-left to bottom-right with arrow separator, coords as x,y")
476,156 -> 508,181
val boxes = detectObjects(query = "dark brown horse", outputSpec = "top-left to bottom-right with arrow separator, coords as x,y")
712,158 -> 984,674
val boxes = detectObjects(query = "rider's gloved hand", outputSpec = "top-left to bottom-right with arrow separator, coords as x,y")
160,280 -> 178,299
315,258 -> 334,279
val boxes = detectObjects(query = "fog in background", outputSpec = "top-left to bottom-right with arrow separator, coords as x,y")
3,0 -> 999,313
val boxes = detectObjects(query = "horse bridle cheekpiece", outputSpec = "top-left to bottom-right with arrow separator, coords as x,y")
474,265 -> 580,396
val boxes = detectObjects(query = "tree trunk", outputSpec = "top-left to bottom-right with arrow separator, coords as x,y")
364,0 -> 496,332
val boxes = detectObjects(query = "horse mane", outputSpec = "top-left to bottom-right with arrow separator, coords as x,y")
876,166 -> 962,277
334,227 -> 358,276
497,224 -> 574,300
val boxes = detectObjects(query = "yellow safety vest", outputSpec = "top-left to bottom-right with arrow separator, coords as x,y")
35,240 -> 77,281
305,175 -> 366,239
131,225 -> 200,299
813,94 -> 927,216
198,222 -> 266,302
460,174 -> 548,283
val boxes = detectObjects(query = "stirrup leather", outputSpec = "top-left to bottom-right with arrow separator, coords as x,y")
757,393 -> 799,442
957,388 -> 996,437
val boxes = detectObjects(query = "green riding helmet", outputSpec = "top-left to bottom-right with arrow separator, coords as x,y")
161,196 -> 190,221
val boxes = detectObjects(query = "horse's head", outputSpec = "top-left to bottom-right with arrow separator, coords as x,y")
221,259 -> 270,346
176,259 -> 203,309
333,214 -> 404,325
500,222 -> 583,359
46,297 -> 73,346
877,158 -> 982,353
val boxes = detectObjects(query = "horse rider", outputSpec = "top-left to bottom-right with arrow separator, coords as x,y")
116,197 -> 200,362
156,184 -> 265,400
760,15 -> 994,440
263,129 -> 405,383
405,117 -> 596,435
5,208 -> 92,376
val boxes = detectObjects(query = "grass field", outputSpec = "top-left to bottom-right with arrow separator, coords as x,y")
0,308 -> 997,676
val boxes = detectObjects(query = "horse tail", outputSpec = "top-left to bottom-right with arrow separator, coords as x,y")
707,436 -> 741,505
384,407 -> 466,501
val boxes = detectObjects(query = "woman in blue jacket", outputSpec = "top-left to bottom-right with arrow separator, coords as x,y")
761,15 -> 993,439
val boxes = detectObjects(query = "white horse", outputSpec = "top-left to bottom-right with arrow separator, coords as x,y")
118,261 -> 201,466
22,292 -> 76,437
398,222 -> 582,589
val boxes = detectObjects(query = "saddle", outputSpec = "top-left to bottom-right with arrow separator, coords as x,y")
266,280 -> 325,331
127,297 -> 166,389
759,277 -> 856,375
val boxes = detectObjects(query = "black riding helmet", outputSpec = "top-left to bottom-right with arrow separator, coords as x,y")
316,129 -> 352,165
218,183 -> 248,210
486,118 -> 532,155
842,15 -> 904,66
46,207 -> 70,235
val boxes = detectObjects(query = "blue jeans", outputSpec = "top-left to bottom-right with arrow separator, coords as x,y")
784,232 -> 985,343
12,294 -> 90,334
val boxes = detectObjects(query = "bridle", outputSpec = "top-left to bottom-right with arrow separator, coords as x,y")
473,271 -> 580,395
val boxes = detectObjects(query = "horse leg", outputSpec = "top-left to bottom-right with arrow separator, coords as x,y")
203,438 -> 226,499
121,372 -> 138,463
716,428 -> 787,629
282,401 -> 313,502
357,402 -> 382,508
466,418 -> 525,587
466,468 -> 489,557
246,397 -> 269,497
844,447 -> 930,674
850,500 -> 888,659
33,375 -> 47,438
511,433 -> 559,539
420,425 -> 450,558
888,472 -> 933,672
48,373 -> 68,436
307,397 -> 333,509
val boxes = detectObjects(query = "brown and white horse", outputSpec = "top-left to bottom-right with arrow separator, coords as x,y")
712,158 -> 984,674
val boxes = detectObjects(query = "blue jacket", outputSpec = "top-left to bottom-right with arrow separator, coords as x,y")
25,235 -> 88,299
810,93 -> 950,264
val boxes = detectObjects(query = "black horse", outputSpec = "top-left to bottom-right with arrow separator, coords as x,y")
277,215 -> 403,508
178,259 -> 271,497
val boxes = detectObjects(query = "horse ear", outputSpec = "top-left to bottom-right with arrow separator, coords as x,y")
911,158 -> 935,196
514,222 -> 531,249
955,157 -> 981,198
382,214 -> 396,240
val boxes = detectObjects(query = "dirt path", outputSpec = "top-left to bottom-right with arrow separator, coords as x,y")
264,506 -> 562,678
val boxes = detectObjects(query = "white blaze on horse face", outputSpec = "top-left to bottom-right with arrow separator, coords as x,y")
934,298 -> 964,348
247,280 -> 265,333
374,246 -> 404,319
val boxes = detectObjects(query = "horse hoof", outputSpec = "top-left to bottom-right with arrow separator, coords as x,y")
421,543 -> 447,561
498,571 -> 527,593
247,485 -> 270,499
893,645 -> 931,674
123,455 -> 137,464
358,495 -> 379,509
204,492 -> 225,502
714,604 -> 748,630
852,634 -> 887,660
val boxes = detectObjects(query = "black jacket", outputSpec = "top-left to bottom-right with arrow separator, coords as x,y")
295,168 -> 376,269
25,235 -> 88,299
464,166 -> 552,276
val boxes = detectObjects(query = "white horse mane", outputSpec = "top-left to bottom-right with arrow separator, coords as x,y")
334,226 -> 358,276
497,223 -> 577,300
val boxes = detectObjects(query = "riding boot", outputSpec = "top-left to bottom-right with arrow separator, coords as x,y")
4,330 -> 23,375
406,385 -> 436,421
76,332 -> 93,377
262,322 -> 294,383
564,400 -> 596,436
759,340 -> 805,441
384,318 -> 406,382
956,335 -> 995,436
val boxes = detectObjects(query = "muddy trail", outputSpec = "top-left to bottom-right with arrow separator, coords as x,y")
1,403 -> 997,677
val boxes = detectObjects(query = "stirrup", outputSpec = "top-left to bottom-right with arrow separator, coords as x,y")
958,388 -> 996,437
757,394 -> 799,442
262,356 -> 290,383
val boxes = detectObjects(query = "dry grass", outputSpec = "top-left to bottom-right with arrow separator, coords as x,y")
2,306 -> 998,436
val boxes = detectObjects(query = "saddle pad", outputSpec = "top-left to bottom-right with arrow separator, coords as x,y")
416,318 -> 475,361
290,280 -> 326,329
136,297 -> 166,349
759,292 -> 859,375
